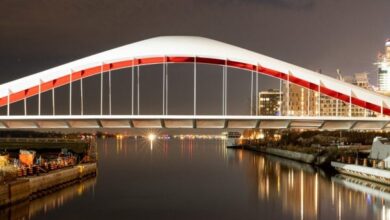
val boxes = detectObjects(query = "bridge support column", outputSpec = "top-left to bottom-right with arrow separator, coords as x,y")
163,57 -> 166,115
70,71 -> 73,115
381,101 -> 384,117
255,65 -> 258,116
131,60 -> 134,115
225,60 -> 227,115
307,87 -> 310,116
109,69 -> 112,115
6,91 -> 10,116
100,64 -> 103,115
219,60 -> 230,116
317,79 -> 321,117
194,56 -> 197,116
38,80 -> 42,116
80,77 -> 84,115
279,78 -> 282,116
349,89 -> 352,117
52,88 -> 55,115
287,72 -> 290,116
160,61 -> 169,115
250,70 -> 253,116
137,66 -> 140,115
222,62 -> 225,115
24,98 -> 27,116
165,63 -> 168,115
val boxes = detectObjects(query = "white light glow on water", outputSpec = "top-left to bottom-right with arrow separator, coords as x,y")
148,133 -> 157,141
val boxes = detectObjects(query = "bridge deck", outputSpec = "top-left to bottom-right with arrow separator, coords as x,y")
0,115 -> 388,130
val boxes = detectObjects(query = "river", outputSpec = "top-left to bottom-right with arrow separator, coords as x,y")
3,137 -> 389,220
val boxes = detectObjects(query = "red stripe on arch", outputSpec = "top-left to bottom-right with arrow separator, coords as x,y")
2,56 -> 386,116
227,60 -> 255,71
168,56 -> 194,63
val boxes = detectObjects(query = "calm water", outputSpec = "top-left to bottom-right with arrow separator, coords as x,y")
3,137 -> 390,220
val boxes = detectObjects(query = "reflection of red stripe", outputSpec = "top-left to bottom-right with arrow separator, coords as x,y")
2,56 -> 388,115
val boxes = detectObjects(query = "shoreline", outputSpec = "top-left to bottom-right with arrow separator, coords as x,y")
0,162 -> 97,208
227,145 -> 333,166
229,144 -> 390,186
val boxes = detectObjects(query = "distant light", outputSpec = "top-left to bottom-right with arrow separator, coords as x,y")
148,133 -> 156,141
256,133 -> 265,139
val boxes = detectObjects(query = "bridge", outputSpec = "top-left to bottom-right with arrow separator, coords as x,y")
0,36 -> 389,130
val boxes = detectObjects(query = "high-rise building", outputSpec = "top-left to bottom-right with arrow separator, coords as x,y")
281,82 -> 318,116
344,72 -> 375,117
352,72 -> 371,89
258,89 -> 282,115
282,72 -> 375,117
376,39 -> 390,93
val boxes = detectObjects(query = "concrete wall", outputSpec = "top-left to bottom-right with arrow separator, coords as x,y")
29,163 -> 96,194
265,148 -> 316,164
238,145 -> 317,164
0,163 -> 96,207
0,179 -> 30,206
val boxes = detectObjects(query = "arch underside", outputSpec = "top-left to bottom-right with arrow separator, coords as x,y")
2,56 -> 389,116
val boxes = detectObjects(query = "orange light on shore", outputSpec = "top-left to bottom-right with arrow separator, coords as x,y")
256,133 -> 265,140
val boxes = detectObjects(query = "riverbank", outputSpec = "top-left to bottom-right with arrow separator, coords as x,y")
0,177 -> 96,220
0,162 -> 97,207
228,145 -> 335,166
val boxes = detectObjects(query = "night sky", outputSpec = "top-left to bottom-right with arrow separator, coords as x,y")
1,0 -> 390,115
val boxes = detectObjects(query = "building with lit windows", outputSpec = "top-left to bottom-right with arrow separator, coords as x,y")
281,83 -> 318,116
258,89 -> 282,115
282,72 -> 375,117
376,39 -> 390,93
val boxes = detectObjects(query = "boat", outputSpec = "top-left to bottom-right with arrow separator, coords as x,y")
331,137 -> 390,185
225,131 -> 242,147
332,174 -> 390,202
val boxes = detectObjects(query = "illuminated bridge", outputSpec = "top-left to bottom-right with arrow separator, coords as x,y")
0,36 -> 389,130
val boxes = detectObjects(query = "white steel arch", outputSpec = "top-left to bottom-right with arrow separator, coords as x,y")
1,36 -> 390,116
